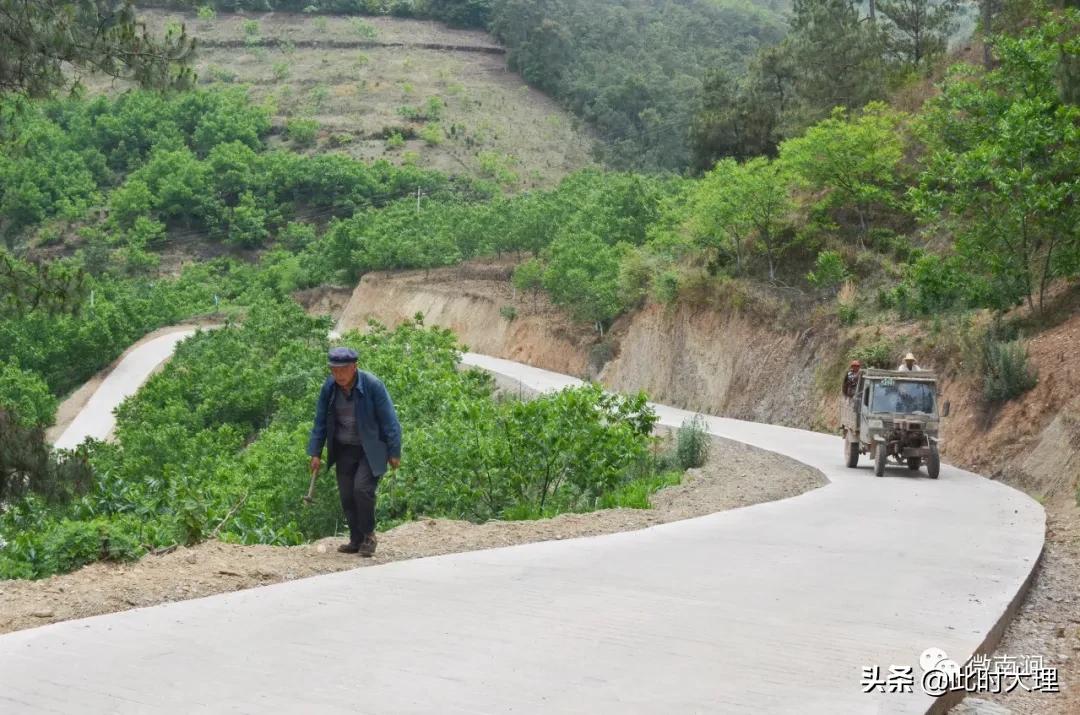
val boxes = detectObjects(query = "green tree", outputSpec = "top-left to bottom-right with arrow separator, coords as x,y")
784,0 -> 886,127
512,257 -> 544,306
780,102 -> 905,242
0,0 -> 195,96
879,0 -> 960,68
807,249 -> 849,292
912,11 -> 1080,313
689,157 -> 794,280
227,191 -> 270,248
542,233 -> 622,331
0,360 -> 57,428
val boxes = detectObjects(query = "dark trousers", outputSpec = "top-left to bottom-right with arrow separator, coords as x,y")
334,441 -> 379,545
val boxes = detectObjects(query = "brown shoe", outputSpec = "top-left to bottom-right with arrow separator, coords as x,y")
337,542 -> 360,554
358,533 -> 377,557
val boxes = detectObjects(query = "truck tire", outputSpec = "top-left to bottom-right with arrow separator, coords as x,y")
874,444 -> 886,477
927,444 -> 940,479
845,434 -> 859,468
907,457 -> 920,470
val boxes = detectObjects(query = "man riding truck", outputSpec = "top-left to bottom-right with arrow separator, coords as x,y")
842,360 -> 861,398
307,346 -> 402,556
897,352 -> 923,372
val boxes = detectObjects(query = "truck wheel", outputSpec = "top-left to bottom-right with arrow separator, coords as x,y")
907,457 -> 920,470
927,444 -> 940,479
845,435 -> 859,468
874,444 -> 886,477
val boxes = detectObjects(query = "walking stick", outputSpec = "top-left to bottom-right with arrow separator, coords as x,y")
303,462 -> 320,504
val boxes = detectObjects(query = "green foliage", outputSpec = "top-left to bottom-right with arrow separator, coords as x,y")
0,304 -> 666,578
286,118 -> 320,148
272,61 -> 291,81
196,6 -> 217,23
499,304 -> 517,321
779,103 -> 906,240
981,336 -> 1038,403
386,131 -> 406,150
489,0 -> 786,171
849,340 -> 895,369
675,414 -> 710,470
598,471 -> 680,510
0,409 -> 93,511
807,250 -> 848,291
0,250 -> 88,317
687,157 -> 794,279
654,269 -> 681,305
419,123 -> 443,146
0,361 -> 57,428
0,0 -> 195,97
691,0 -> 886,168
879,0 -> 960,68
352,18 -> 378,38
912,10 -> 1080,314
542,233 -> 622,328
243,19 -> 261,37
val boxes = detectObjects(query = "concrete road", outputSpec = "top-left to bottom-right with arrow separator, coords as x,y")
52,330 -> 200,450
1,352 -> 1044,714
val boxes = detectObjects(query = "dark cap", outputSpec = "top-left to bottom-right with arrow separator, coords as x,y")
328,346 -> 358,366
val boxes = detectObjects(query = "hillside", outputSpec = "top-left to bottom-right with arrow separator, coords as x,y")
110,10 -> 596,188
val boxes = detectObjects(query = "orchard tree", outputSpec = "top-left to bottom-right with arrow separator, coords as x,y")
0,0 -> 195,97
542,233 -> 622,332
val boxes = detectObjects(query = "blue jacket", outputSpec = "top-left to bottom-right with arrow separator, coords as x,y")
307,370 -> 402,477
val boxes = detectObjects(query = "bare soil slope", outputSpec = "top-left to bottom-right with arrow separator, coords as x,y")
118,10 -> 596,188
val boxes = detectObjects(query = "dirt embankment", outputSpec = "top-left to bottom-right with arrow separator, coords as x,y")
0,436 -> 824,636
333,261 -> 1080,502
336,262 -> 594,376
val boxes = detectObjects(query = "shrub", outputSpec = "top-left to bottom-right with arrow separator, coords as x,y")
598,472 -> 681,510
206,65 -> 237,83
654,269 -> 680,305
196,6 -> 216,24
352,18 -> 378,39
982,337 -> 1038,403
420,123 -> 443,146
838,303 -> 858,325
807,250 -> 849,292
499,305 -> 517,321
286,118 -> 320,148
0,361 -> 58,428
675,414 -> 710,469
849,340 -> 894,369
386,131 -> 406,150
272,61 -> 290,81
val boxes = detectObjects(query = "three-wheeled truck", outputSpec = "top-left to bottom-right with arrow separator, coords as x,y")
840,368 -> 948,478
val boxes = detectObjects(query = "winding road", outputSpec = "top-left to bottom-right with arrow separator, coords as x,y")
1,336 -> 1045,713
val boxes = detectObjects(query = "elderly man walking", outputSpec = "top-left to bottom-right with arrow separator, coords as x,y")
308,347 -> 402,556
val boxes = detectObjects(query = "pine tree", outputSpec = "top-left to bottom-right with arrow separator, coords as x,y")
0,0 -> 195,97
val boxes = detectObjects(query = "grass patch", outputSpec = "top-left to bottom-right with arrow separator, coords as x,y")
598,471 -> 682,510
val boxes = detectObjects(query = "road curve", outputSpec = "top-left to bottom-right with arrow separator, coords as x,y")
52,329 -> 201,450
2,350 -> 1044,714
